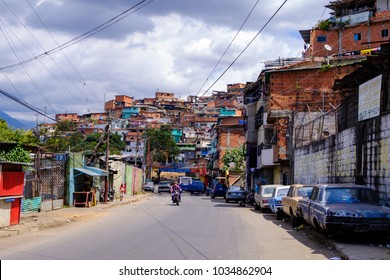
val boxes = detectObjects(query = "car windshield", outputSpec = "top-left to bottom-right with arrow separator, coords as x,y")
263,187 -> 275,195
297,187 -> 313,197
215,184 -> 227,190
325,188 -> 379,204
277,188 -> 289,196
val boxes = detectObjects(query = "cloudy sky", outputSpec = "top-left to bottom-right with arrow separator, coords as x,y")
0,0 -> 331,124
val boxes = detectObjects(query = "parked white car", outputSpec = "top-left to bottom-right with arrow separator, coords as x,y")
254,184 -> 284,212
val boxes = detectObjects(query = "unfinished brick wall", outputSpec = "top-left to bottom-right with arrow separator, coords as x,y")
217,127 -> 246,169
269,65 -> 356,112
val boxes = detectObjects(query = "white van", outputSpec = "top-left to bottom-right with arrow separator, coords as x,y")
179,177 -> 192,191
179,176 -> 192,185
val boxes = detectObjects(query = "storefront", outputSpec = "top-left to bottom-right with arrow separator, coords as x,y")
70,166 -> 109,207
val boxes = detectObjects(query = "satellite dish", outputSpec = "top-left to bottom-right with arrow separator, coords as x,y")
324,44 -> 332,51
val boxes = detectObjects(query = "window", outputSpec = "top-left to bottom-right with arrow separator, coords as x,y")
382,29 -> 389,37
354,33 -> 362,41
317,36 -> 326,42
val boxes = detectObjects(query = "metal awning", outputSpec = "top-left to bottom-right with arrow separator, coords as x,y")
73,167 -> 108,177
0,195 -> 23,200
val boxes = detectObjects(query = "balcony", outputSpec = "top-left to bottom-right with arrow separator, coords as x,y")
257,145 -> 279,168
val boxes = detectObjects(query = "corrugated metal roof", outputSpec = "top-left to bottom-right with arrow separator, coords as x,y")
74,167 -> 108,177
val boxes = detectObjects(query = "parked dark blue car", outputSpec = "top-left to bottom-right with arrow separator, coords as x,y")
188,180 -> 205,194
180,179 -> 205,193
210,183 -> 228,199
298,184 -> 390,235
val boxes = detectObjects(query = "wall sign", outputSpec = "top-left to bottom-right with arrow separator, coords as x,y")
358,75 -> 382,121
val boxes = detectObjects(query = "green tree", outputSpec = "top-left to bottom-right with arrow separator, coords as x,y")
144,125 -> 180,163
0,119 -> 34,163
0,119 -> 38,145
222,145 -> 246,172
0,145 -> 31,163
74,132 -> 126,155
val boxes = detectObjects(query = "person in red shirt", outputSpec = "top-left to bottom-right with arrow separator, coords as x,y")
120,184 -> 125,201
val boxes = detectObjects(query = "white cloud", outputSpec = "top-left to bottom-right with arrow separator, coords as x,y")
0,0 -> 332,123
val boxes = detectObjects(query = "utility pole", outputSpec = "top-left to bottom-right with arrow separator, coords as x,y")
147,137 -> 151,179
135,127 -> 139,168
104,118 -> 110,203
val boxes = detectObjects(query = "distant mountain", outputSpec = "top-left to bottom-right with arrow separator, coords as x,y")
0,111 -> 36,130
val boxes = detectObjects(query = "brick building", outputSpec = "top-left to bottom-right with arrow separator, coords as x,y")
55,113 -> 79,123
244,0 -> 390,188
210,116 -> 246,179
294,42 -> 390,203
301,0 -> 390,58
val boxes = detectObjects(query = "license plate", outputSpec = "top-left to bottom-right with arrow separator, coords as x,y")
354,225 -> 369,232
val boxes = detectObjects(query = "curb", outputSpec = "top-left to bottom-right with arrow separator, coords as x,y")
0,194 -> 149,238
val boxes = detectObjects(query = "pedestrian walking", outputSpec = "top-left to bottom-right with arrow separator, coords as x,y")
120,184 -> 125,201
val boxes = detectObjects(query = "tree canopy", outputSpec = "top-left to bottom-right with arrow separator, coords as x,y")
0,119 -> 38,145
144,125 -> 180,164
222,145 -> 246,172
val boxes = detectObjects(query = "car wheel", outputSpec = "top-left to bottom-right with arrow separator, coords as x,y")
313,218 -> 322,232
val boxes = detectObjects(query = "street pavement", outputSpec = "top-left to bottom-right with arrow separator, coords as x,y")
0,193 -> 389,260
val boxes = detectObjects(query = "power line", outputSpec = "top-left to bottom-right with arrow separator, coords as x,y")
0,0 -> 155,71
180,0 -> 288,122
199,0 -> 288,98
195,0 -> 260,97
0,14 -> 86,106
0,88 -> 56,122
26,0 -> 99,104
0,21 -> 56,115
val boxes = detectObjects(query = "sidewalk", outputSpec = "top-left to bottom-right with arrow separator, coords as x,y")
0,194 -> 148,238
0,194 -> 389,260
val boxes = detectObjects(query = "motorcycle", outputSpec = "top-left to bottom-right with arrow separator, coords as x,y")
246,191 -> 255,206
172,190 -> 181,206
99,186 -> 115,202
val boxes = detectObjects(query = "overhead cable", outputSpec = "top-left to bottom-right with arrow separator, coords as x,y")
199,0 -> 288,98
0,88 -> 56,121
0,0 -> 155,71
195,0 -> 260,97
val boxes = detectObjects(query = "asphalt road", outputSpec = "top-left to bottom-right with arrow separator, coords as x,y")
0,193 -> 339,260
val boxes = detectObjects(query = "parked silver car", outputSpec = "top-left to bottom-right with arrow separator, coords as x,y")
142,179 -> 155,192
157,181 -> 171,193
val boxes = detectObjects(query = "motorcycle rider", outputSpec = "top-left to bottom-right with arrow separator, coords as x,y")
170,181 -> 182,203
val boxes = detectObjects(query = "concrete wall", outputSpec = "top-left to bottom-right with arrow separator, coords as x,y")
125,165 -> 143,196
0,200 -> 11,227
294,113 -> 390,203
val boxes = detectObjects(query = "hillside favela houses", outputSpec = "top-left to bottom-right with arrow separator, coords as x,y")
244,0 -> 390,203
2,83 -> 246,220
1,0 -> 390,225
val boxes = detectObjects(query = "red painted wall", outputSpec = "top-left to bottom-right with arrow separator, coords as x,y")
0,171 -> 24,196
10,199 -> 21,225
